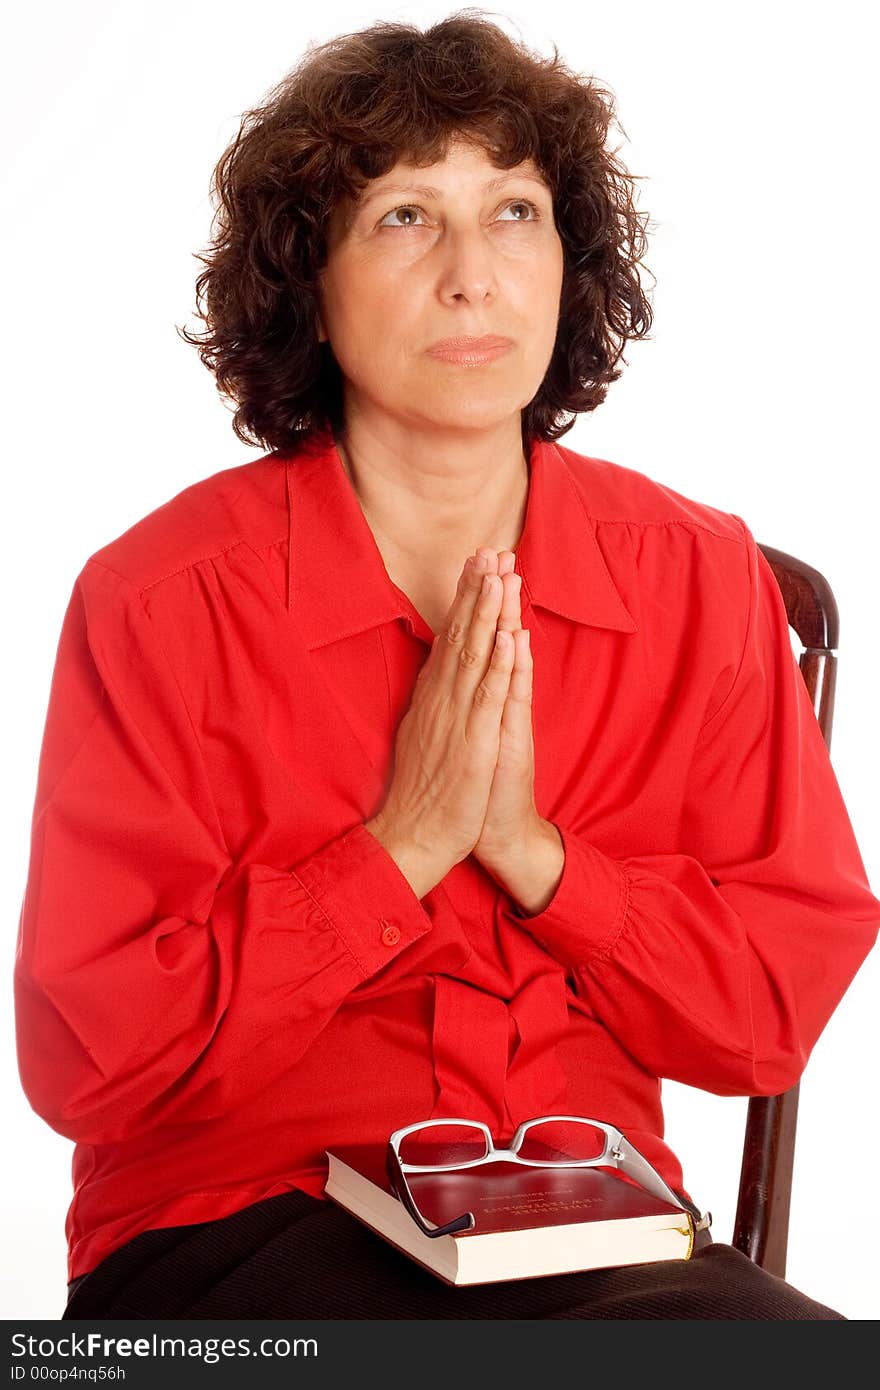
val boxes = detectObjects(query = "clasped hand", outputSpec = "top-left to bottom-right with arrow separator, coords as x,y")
374,543 -> 560,901
466,547 -> 542,872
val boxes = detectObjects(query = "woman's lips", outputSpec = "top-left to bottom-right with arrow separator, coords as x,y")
426,340 -> 513,365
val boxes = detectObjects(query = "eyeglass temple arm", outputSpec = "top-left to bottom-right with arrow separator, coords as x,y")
615,1137 -> 708,1227
385,1142 -> 475,1239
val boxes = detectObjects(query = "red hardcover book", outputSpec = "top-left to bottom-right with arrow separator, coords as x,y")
324,1143 -> 695,1286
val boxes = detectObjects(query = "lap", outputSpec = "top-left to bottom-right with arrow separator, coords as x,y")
62,1189 -> 844,1321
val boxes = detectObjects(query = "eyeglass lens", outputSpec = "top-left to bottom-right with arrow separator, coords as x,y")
398,1123 -> 489,1166
518,1119 -> 609,1163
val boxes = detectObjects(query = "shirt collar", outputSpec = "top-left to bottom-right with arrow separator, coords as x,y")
285,431 -> 637,650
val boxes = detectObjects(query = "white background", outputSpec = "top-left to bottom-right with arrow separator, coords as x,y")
3,0 -> 877,1320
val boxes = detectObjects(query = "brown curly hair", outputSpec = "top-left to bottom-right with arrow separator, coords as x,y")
178,8 -> 654,456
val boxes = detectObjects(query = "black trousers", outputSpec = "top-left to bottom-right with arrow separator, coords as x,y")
62,1189 -> 844,1320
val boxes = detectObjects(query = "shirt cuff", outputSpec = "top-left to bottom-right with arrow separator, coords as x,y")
289,821 -> 433,976
506,823 -> 630,963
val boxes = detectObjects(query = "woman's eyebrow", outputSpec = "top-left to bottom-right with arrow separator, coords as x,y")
357,172 -> 549,209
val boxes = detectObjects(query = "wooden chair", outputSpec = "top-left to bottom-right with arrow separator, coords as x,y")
731,543 -> 839,1277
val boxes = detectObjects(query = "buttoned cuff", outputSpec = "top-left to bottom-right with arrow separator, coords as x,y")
506,823 -> 630,963
289,822 -> 433,976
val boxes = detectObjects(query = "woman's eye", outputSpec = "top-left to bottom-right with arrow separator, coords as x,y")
377,199 -> 540,229
379,205 -> 425,228
498,200 -> 540,222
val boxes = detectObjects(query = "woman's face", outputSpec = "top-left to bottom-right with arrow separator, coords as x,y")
316,136 -> 565,436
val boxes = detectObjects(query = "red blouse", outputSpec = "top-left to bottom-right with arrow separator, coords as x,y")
14,431 -> 879,1281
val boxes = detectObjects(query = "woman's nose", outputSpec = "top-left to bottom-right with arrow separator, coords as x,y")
435,224 -> 499,302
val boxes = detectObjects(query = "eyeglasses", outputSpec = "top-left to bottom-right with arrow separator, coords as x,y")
386,1115 -> 711,1239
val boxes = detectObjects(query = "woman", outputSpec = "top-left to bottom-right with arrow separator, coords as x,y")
15,12 -> 878,1319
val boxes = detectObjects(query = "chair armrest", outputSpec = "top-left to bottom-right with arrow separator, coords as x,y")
732,1083 -> 800,1276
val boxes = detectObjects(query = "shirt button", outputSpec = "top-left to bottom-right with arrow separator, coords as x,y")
380,922 -> 401,947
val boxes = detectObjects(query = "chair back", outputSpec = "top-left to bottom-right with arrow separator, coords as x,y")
732,544 -> 839,1276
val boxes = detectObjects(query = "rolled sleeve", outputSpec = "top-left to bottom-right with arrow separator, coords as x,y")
290,821 -> 433,975
507,823 -> 630,962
